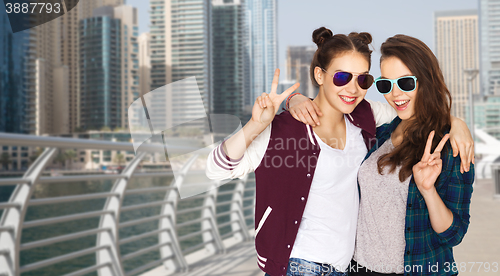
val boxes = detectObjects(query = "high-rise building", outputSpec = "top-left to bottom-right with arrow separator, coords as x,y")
149,0 -> 211,131
211,0 -> 244,120
286,46 -> 317,99
79,5 -> 139,131
244,0 -> 278,116
0,7 -> 30,134
114,5 -> 140,129
479,0 -> 500,96
139,32 -> 151,97
60,0 -> 124,133
434,9 -> 479,120
29,11 -> 71,136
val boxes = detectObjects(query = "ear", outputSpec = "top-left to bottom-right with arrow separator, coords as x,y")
314,66 -> 324,86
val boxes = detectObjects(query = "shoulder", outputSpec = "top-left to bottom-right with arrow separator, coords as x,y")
266,111 -> 309,143
272,110 -> 307,130
376,116 -> 401,140
354,98 -> 373,111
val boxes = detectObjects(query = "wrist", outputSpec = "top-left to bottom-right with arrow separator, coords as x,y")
286,92 -> 301,110
247,118 -> 269,133
419,186 -> 438,200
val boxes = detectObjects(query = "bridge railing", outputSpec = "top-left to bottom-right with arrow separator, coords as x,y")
0,133 -> 256,276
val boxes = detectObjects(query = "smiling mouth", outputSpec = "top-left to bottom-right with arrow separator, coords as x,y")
340,95 -> 356,104
394,100 -> 410,110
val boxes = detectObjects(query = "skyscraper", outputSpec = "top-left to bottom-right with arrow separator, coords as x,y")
286,46 -> 317,99
149,0 -> 211,131
244,0 -> 278,116
139,32 -> 151,97
29,11 -> 70,136
479,0 -> 500,96
434,9 -> 479,120
0,6 -> 29,134
79,5 -> 139,131
60,0 -> 124,133
212,0 -> 244,120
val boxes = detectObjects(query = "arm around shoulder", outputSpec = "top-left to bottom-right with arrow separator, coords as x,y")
366,99 -> 397,127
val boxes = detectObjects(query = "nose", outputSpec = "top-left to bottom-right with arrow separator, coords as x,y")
345,76 -> 358,94
391,82 -> 403,97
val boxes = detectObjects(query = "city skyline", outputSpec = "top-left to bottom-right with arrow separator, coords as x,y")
127,0 -> 478,103
1,0 -> 483,136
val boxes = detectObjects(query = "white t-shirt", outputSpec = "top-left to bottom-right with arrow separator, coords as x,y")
289,116 -> 368,272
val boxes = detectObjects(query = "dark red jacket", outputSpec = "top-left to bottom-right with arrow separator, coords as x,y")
254,99 -> 376,276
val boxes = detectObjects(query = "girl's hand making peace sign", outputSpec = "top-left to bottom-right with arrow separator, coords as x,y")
252,69 -> 300,127
413,131 -> 450,195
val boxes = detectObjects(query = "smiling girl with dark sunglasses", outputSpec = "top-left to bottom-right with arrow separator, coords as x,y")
206,27 -> 395,276
288,35 -> 474,276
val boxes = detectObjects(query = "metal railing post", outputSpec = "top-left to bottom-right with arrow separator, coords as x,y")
0,147 -> 57,276
96,152 -> 146,276
158,198 -> 186,273
158,157 -> 194,273
202,186 -> 225,255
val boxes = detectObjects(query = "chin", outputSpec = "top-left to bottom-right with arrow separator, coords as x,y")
339,104 -> 358,114
396,111 -> 412,120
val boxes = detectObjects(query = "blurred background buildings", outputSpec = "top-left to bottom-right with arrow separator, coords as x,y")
1,1 -> 500,276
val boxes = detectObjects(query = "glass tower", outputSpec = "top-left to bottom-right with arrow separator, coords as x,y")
80,13 -> 123,130
0,7 -> 29,134
244,0 -> 278,117
479,0 -> 500,96
212,0 -> 244,120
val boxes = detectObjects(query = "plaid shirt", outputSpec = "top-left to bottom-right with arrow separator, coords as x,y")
362,117 -> 474,276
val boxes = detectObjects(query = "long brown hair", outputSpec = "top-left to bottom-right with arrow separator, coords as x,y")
377,35 -> 452,181
310,27 -> 373,87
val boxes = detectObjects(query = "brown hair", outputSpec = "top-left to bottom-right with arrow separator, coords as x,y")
310,27 -> 373,87
376,34 -> 452,182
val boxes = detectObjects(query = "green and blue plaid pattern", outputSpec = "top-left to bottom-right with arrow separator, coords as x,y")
362,117 -> 474,276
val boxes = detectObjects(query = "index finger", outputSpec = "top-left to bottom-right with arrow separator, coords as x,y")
270,69 -> 280,96
434,134 -> 450,153
277,82 -> 301,103
422,130 -> 435,160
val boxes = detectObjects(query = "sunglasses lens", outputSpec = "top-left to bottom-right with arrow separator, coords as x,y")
376,80 -> 393,94
333,72 -> 353,87
357,74 -> 374,89
397,77 -> 416,92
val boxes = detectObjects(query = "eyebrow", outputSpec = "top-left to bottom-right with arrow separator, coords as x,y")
380,74 -> 413,79
334,69 -> 370,74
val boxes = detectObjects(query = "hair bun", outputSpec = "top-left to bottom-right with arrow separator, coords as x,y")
312,27 -> 334,47
349,32 -> 373,45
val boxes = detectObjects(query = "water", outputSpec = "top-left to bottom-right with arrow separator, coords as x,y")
0,175 -> 254,276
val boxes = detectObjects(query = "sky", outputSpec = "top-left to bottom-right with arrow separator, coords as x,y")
125,0 -> 479,102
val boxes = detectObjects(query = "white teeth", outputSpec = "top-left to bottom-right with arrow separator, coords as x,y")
340,96 -> 355,102
395,100 -> 409,106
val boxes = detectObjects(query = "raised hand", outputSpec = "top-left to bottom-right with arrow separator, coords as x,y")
412,131 -> 449,195
252,69 -> 300,126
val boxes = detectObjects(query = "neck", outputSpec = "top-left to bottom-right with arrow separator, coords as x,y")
392,118 -> 410,146
313,90 -> 345,127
